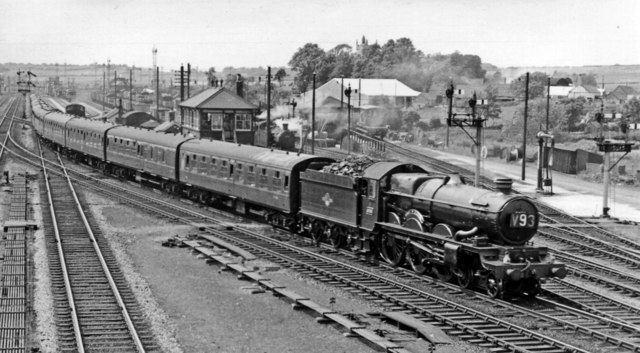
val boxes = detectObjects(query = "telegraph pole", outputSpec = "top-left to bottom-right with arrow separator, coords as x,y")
345,84 -> 352,154
156,67 -> 160,120
187,63 -> 191,99
266,66 -> 272,147
312,72 -> 316,155
129,69 -> 133,111
521,72 -> 529,181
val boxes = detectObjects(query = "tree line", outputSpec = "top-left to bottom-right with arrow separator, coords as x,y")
287,37 -> 486,94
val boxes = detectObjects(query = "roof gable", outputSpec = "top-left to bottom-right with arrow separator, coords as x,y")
327,78 -> 421,97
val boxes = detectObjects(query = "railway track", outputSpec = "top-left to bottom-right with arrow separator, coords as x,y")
11,148 -> 640,352
541,278 -> 640,326
0,173 -> 30,353
4,98 -> 640,351
38,145 -> 158,352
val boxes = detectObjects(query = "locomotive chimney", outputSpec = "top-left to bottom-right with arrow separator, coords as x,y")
494,178 -> 513,193
236,74 -> 244,97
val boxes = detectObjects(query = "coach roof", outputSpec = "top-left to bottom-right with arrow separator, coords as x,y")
181,139 -> 330,169
67,118 -> 118,134
107,126 -> 191,148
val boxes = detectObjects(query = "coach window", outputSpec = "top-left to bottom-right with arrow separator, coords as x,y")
284,175 -> 289,190
273,170 -> 281,188
185,154 -> 190,168
221,160 -> 228,175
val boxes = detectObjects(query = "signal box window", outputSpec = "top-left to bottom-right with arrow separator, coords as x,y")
209,113 -> 223,130
235,113 -> 251,130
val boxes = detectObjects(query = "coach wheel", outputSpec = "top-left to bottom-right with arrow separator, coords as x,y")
380,233 -> 405,267
407,245 -> 429,274
311,222 -> 326,245
486,274 -> 504,299
328,226 -> 345,249
457,268 -> 475,289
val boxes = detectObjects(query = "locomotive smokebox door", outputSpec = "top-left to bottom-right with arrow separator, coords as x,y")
443,243 -> 459,267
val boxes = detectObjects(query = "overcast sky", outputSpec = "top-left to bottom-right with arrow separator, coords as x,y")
1,0 -> 639,71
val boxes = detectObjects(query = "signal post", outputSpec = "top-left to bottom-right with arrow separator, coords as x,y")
446,89 -> 487,187
594,108 -> 634,217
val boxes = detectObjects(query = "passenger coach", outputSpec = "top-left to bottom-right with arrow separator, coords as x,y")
180,139 -> 332,226
106,127 -> 191,189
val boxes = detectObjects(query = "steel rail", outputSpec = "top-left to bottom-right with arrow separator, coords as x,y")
55,152 -> 146,353
39,143 -> 85,353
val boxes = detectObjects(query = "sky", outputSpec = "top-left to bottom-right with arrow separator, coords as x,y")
1,0 -> 639,71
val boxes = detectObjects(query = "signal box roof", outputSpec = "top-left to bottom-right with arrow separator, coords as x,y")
179,87 -> 257,110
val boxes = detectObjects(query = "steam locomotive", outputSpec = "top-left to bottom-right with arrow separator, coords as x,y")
253,120 -> 297,152
30,95 -> 565,299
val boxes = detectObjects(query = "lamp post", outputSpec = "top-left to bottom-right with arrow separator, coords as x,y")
345,84 -> 352,154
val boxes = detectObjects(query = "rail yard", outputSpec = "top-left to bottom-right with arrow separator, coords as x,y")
0,86 -> 637,353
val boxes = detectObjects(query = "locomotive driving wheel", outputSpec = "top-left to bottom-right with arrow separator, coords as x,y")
456,268 -> 475,289
486,274 -> 504,299
379,233 -> 405,266
407,245 -> 429,274
433,265 -> 453,282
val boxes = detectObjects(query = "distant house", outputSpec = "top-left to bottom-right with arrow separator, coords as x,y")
298,78 -> 421,108
606,85 -> 639,103
548,86 -> 573,98
494,84 -> 516,102
568,85 -> 601,100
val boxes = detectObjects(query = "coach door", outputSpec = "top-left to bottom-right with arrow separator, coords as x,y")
359,178 -> 379,231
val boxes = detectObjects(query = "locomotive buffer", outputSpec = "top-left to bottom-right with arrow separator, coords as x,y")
446,85 -> 487,187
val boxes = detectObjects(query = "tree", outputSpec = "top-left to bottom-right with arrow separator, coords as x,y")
205,67 -> 217,87
623,97 -> 640,123
510,72 -> 549,100
503,99 -> 564,142
288,43 -> 327,93
563,98 -> 585,132
274,68 -> 287,83
479,85 -> 502,122
403,111 -> 421,130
